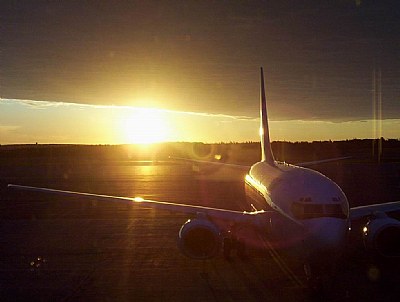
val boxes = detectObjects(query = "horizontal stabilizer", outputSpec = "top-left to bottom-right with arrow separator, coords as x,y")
296,156 -> 352,167
169,156 -> 250,171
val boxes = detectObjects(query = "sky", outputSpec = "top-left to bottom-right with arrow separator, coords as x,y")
1,1 -> 400,144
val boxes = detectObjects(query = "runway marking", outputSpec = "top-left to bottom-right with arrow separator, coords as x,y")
258,235 -> 305,288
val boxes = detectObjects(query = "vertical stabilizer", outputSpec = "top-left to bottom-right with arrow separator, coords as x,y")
260,67 -> 275,165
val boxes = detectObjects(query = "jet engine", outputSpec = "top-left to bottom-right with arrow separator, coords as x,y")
178,218 -> 222,260
363,214 -> 400,258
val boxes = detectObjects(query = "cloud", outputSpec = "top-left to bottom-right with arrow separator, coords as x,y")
170,109 -> 256,121
1,98 -> 64,109
1,98 -> 257,121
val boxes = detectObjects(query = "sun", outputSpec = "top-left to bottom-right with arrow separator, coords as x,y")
122,108 -> 170,144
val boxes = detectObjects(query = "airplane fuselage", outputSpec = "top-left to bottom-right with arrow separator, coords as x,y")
244,160 -> 350,261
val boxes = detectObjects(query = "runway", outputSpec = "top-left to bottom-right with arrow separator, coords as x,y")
1,159 -> 399,301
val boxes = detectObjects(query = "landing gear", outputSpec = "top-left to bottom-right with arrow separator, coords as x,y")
223,237 -> 247,260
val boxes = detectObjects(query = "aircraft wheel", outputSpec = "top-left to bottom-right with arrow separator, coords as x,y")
223,238 -> 233,260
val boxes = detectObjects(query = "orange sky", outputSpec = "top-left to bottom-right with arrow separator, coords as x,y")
1,98 -> 399,145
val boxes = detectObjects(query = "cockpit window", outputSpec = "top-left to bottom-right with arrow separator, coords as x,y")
325,204 -> 343,216
304,204 -> 322,215
292,202 -> 346,219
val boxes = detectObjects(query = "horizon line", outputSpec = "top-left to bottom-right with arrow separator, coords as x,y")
1,137 -> 398,147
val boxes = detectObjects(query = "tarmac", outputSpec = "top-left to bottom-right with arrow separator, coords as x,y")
1,159 -> 400,301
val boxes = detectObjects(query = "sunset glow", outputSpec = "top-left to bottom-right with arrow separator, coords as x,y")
121,108 -> 170,144
1,98 -> 400,145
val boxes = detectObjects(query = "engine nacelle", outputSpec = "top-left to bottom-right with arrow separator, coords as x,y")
178,218 -> 222,260
363,215 -> 400,258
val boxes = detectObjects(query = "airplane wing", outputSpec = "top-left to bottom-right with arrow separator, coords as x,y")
350,201 -> 400,220
295,156 -> 352,167
7,184 -> 267,223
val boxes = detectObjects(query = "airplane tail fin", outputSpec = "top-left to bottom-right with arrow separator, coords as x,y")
260,67 -> 275,165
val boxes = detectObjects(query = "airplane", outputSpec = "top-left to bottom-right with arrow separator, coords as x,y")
8,67 -> 400,284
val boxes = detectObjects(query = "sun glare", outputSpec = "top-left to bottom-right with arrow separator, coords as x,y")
122,108 -> 170,144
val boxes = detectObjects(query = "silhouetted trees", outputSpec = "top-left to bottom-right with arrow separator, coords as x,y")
1,139 -> 399,164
